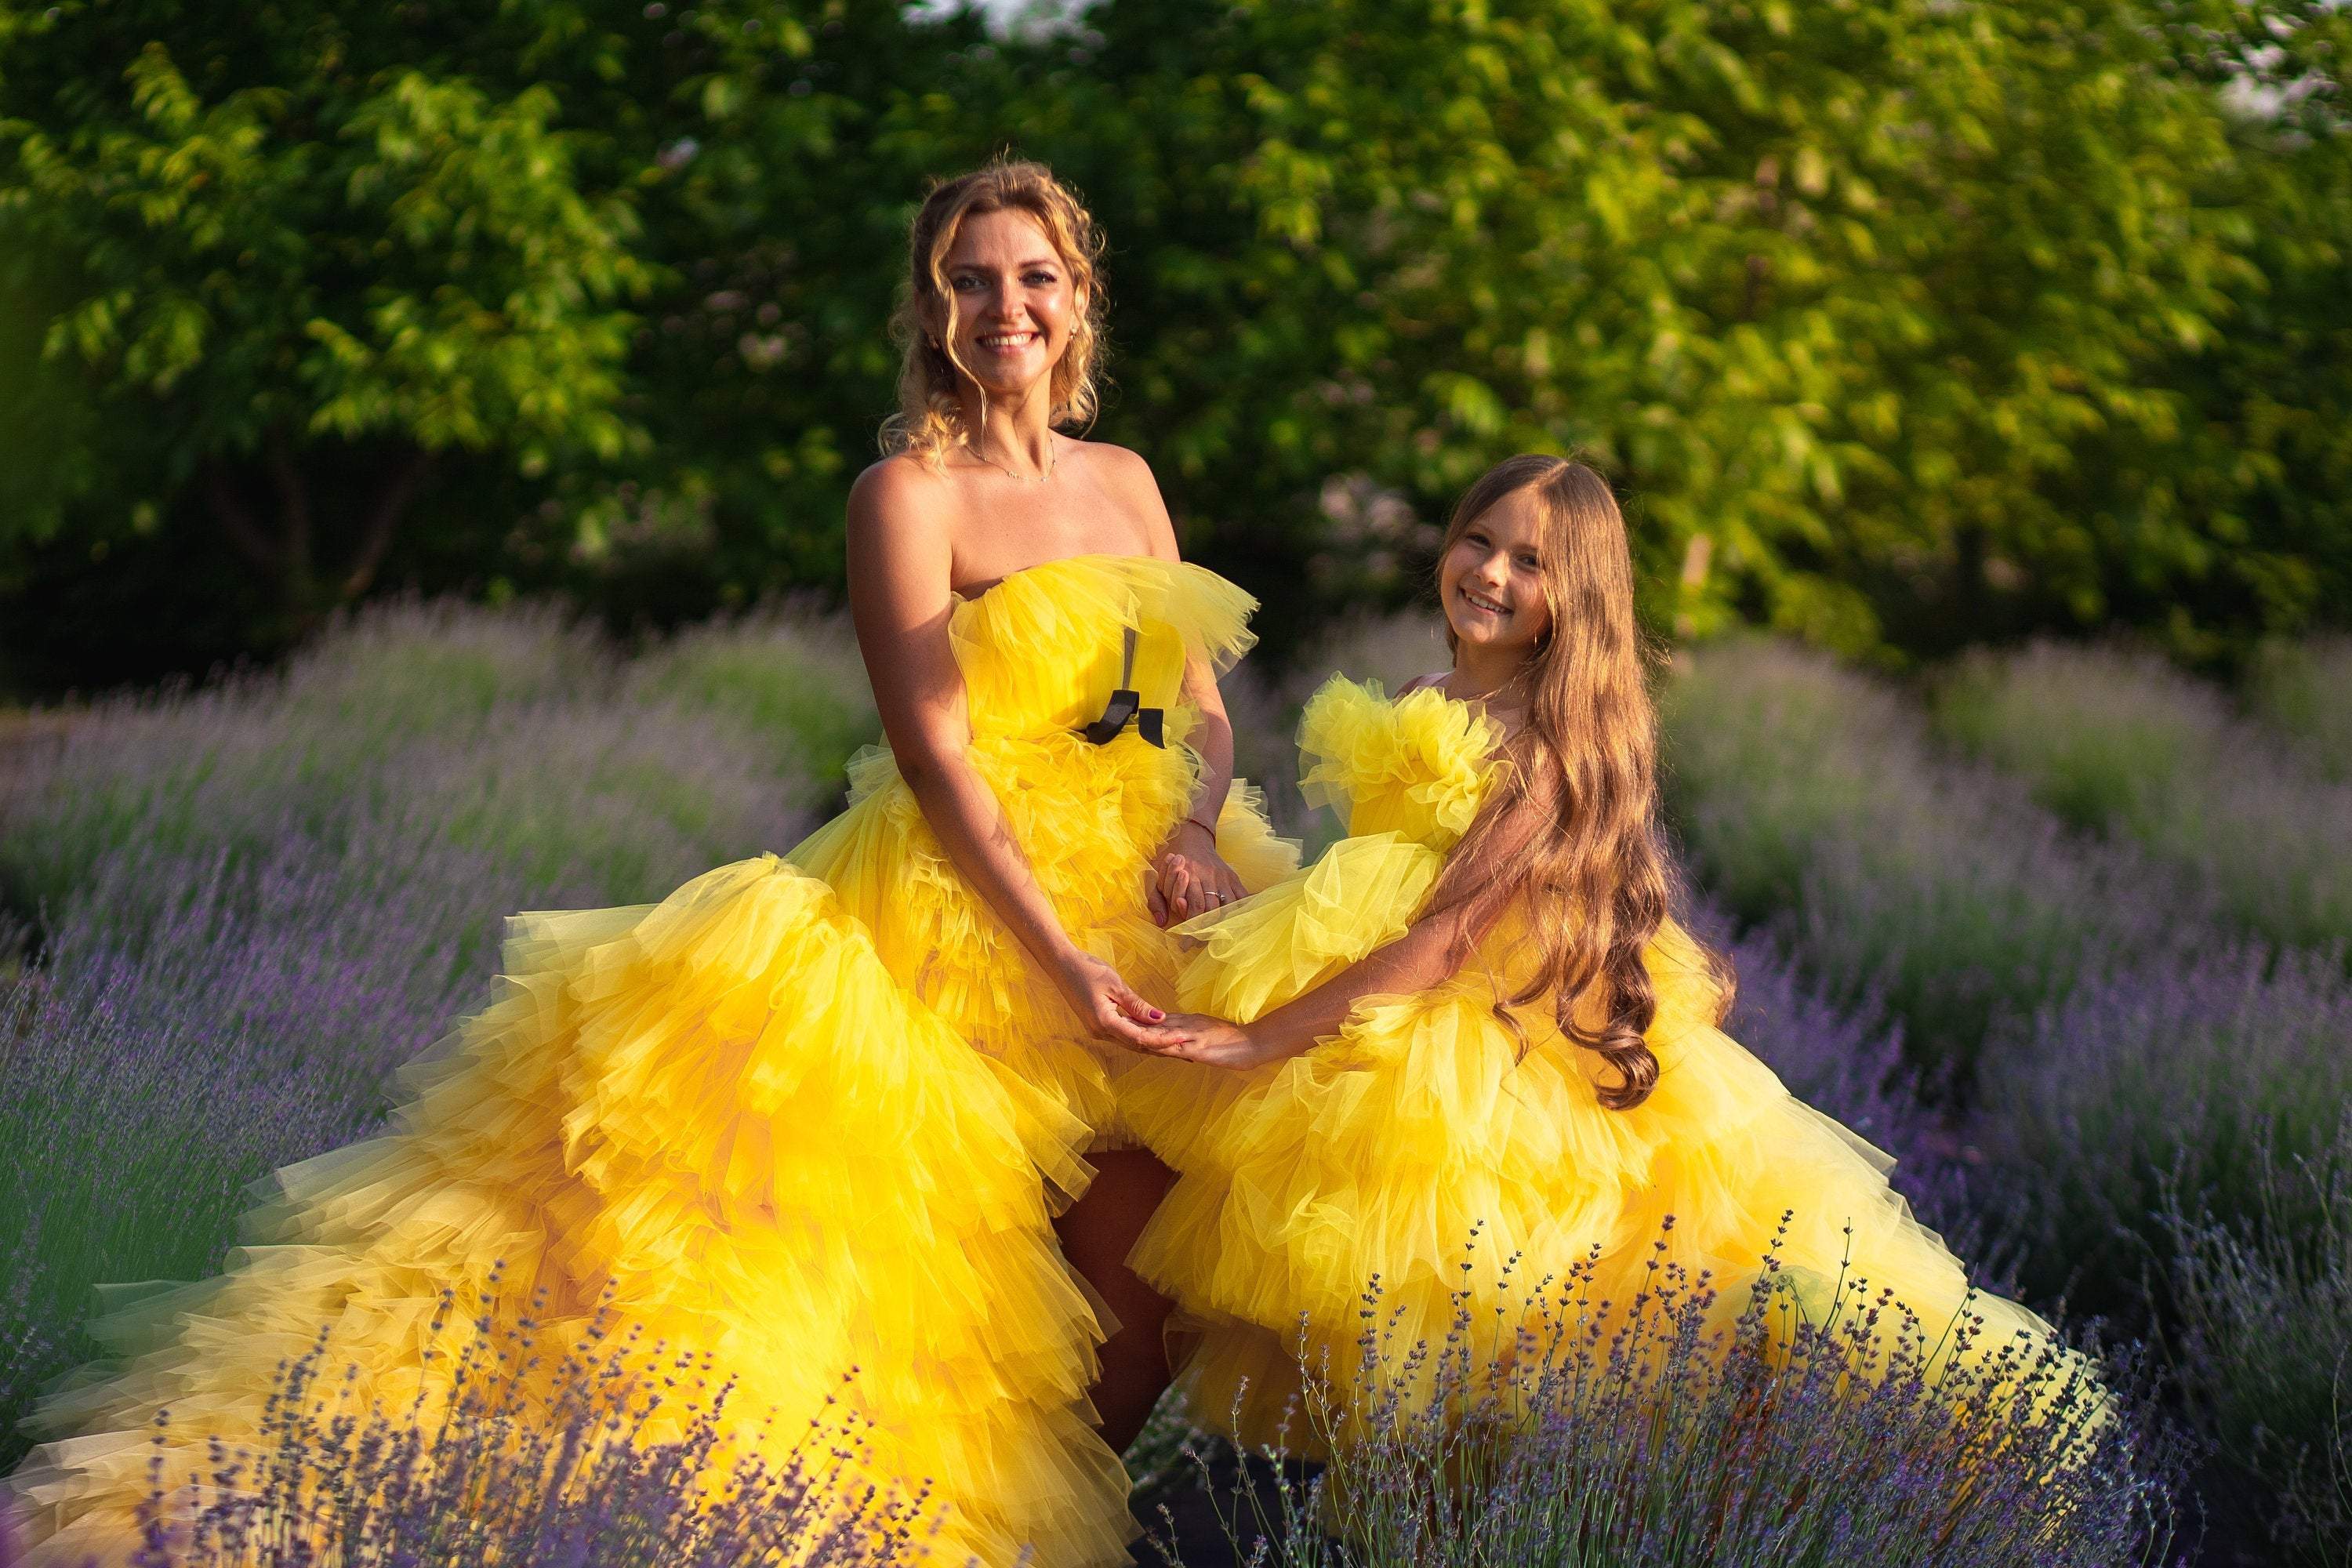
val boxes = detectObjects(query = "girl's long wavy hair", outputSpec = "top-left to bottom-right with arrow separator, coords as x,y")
880,158 -> 1108,468
1421,456 -> 1727,1111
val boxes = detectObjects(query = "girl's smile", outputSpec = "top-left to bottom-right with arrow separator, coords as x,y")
1439,488 -> 1553,656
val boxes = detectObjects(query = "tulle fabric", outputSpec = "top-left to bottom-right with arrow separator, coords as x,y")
1127,677 -> 2087,1454
7,554 -> 1294,1567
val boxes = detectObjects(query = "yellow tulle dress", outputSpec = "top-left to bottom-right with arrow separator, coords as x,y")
1120,677 -> 2085,1452
5,554 -> 1298,1568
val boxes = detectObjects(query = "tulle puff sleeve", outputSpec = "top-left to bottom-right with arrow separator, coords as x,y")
1298,679 -> 1501,846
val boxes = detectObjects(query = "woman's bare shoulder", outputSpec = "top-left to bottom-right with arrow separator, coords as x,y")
1065,435 -> 1153,477
850,452 -> 951,514
849,453 -> 963,544
1396,672 -> 1453,696
847,455 -> 960,590
1065,438 -> 1178,556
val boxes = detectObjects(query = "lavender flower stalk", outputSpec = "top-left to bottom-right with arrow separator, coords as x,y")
16,1287 -> 948,1566
0,600 -> 851,1471
1984,945 -> 2352,1318
2162,1115 -> 2352,1566
1166,1231 -> 2181,1568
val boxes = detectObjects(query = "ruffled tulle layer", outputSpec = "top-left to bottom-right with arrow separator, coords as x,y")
11,858 -> 1133,1566
1141,914 -> 2085,1454
9,555 -> 1296,1567
1294,677 -> 1497,848
948,554 -> 1263,741
793,747 -> 1298,1149
786,553 -> 1298,1148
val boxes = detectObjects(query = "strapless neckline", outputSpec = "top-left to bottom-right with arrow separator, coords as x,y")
950,551 -> 1174,606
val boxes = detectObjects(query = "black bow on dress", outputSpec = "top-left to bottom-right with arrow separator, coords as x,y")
1078,626 -> 1165,747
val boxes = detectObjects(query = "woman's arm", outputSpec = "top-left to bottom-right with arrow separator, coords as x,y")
1149,652 -> 1248,924
847,461 -> 1178,1048
1103,447 -> 1250,924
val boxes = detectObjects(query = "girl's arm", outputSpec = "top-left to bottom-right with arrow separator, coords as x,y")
847,461 -> 1179,1049
1150,901 -> 1487,1069
1146,789 -> 1543,1070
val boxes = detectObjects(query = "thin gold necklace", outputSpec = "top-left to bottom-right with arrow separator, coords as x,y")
1444,666 -> 1528,706
972,434 -> 1057,485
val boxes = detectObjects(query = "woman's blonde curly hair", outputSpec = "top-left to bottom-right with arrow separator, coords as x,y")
880,158 -> 1109,469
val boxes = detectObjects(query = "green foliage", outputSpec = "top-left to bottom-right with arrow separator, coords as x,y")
596,7 -> 995,602
1033,0 -> 2339,664
0,0 -> 975,658
2125,2 -> 2352,666
0,0 -> 670,627
3,0 -> 2351,682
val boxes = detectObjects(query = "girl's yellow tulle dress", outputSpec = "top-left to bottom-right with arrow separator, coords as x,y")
7,554 -> 1296,1568
1121,677 -> 2083,1450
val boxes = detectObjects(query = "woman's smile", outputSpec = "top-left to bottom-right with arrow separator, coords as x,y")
975,328 -> 1043,357
935,207 -> 1073,399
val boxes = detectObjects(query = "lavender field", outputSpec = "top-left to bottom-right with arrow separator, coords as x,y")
2,606 -> 2346,1566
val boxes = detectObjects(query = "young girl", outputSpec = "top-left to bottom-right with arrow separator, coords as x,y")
1120,455 -> 2087,1449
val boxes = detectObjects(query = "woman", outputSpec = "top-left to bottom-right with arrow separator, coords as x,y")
5,159 -> 1292,1568
1121,456 -> 2098,1450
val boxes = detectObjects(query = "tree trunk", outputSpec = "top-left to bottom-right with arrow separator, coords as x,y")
202,436 -> 435,626
341,447 -> 434,601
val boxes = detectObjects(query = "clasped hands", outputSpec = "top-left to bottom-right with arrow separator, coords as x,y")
1045,818 -> 1290,1070
1148,816 -> 1245,927
1047,947 -> 1279,1067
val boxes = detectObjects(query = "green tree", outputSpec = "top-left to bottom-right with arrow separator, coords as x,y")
590,5 -> 993,607
0,1 -> 993,670
0,1 -> 671,630
5,0 -> 2349,680
2089,0 -> 2352,664
1019,0 -> 2333,663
